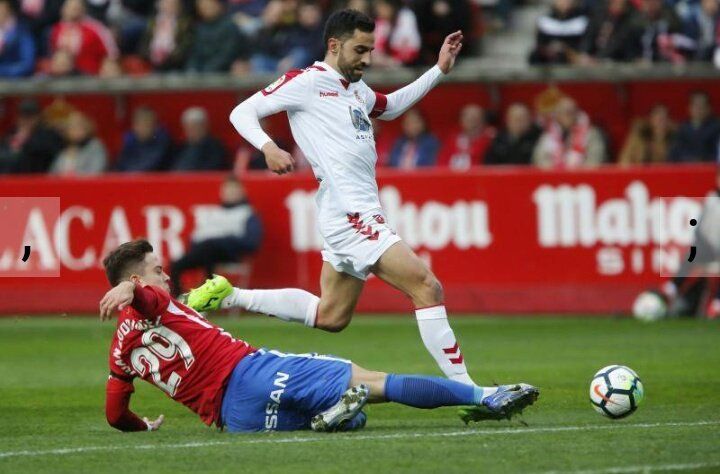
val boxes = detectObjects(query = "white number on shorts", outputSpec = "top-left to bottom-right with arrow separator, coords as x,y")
130,327 -> 194,397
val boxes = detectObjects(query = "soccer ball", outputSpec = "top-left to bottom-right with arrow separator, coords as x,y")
632,291 -> 667,322
589,365 -> 644,419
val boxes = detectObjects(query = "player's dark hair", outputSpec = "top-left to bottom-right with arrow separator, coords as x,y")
323,9 -> 375,49
103,240 -> 154,286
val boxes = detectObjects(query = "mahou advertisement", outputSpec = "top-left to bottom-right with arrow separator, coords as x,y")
0,164 -> 714,315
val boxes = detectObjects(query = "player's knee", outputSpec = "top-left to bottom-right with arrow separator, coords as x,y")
316,307 -> 352,332
412,271 -> 444,306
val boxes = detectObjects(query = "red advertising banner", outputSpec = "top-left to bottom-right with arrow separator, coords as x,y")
0,164 -> 715,315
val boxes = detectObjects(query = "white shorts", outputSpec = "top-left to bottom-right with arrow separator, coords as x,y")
316,188 -> 401,281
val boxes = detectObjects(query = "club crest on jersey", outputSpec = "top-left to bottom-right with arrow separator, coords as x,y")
349,106 -> 371,132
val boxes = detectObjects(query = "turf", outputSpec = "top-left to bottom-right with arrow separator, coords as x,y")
0,315 -> 718,474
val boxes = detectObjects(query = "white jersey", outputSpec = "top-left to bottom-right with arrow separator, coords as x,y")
231,61 -> 445,215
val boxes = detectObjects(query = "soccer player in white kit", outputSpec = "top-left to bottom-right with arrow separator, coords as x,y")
223,9 -> 501,395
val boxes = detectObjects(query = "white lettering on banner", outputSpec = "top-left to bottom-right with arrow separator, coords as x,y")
143,206 -> 186,261
596,247 -> 624,275
284,186 -> 492,252
1,205 -> 189,273
54,206 -> 96,271
100,207 -> 132,264
22,208 -> 57,270
534,181 -> 702,248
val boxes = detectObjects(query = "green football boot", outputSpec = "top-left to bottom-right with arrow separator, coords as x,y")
185,275 -> 233,312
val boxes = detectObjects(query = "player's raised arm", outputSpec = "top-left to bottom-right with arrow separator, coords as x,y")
229,70 -> 313,174
371,31 -> 463,121
106,374 -> 164,432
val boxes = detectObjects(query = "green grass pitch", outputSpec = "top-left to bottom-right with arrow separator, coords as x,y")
0,315 -> 718,473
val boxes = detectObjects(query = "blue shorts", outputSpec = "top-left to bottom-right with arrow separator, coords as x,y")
220,348 -> 353,432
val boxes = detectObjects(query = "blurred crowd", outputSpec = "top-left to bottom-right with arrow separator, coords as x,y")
0,0 -> 490,78
531,0 -> 720,67
2,0 -> 719,79
1,87 -> 718,175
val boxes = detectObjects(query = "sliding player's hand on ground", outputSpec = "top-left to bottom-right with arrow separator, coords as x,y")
143,414 -> 164,431
262,142 -> 295,175
99,281 -> 135,321
437,30 -> 463,74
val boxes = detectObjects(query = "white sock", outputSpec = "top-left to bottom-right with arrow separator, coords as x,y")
223,288 -> 319,327
415,305 -> 476,385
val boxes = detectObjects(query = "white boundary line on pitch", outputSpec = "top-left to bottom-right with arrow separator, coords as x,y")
0,420 -> 718,460
544,461 -> 720,473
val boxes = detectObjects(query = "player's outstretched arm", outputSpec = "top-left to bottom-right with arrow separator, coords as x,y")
106,375 -> 164,432
436,30 -> 463,74
372,31 -> 463,122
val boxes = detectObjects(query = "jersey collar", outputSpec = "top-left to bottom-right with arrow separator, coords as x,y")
314,61 -> 351,90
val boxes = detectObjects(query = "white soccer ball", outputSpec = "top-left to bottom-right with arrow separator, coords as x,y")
632,291 -> 667,322
589,365 -> 644,419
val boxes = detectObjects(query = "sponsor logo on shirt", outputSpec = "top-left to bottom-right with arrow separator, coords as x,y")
319,91 -> 339,97
354,91 -> 366,104
349,106 -> 371,132
265,371 -> 290,430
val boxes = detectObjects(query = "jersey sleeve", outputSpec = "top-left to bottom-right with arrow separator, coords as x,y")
131,284 -> 171,319
254,69 -> 313,116
229,69 -> 313,150
106,375 -> 148,432
370,65 -> 444,121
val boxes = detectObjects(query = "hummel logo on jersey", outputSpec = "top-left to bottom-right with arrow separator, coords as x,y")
320,91 -> 339,97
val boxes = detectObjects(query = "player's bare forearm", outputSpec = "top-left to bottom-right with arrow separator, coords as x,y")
436,30 -> 463,74
99,281 -> 135,321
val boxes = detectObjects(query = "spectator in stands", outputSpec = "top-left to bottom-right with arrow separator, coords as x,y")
90,0 -> 154,54
529,0 -> 589,64
49,0 -> 119,76
683,0 -> 720,62
0,0 -> 36,77
485,103 -> 542,165
115,106 -> 173,172
670,91 -> 720,162
438,104 -> 496,169
636,0 -> 686,63
413,0 -> 473,65
618,104 -> 675,165
170,175 -> 262,295
533,97 -> 606,168
578,0 -> 642,63
171,106 -> 228,171
50,111 -> 108,175
48,47 -> 77,75
0,98 -> 64,174
372,0 -> 421,67
138,0 -> 194,71
388,108 -> 439,169
186,0 -> 244,73
227,0 -> 268,37
250,0 -> 321,74
18,0 -> 63,56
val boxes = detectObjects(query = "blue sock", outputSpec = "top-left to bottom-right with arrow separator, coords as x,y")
384,374 -> 484,409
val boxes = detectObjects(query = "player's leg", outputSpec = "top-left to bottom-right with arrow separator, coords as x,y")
314,261 -> 365,332
371,241 -> 477,385
189,262 -> 364,331
312,363 -> 538,428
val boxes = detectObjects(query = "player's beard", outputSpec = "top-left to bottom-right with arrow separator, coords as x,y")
338,53 -> 364,83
